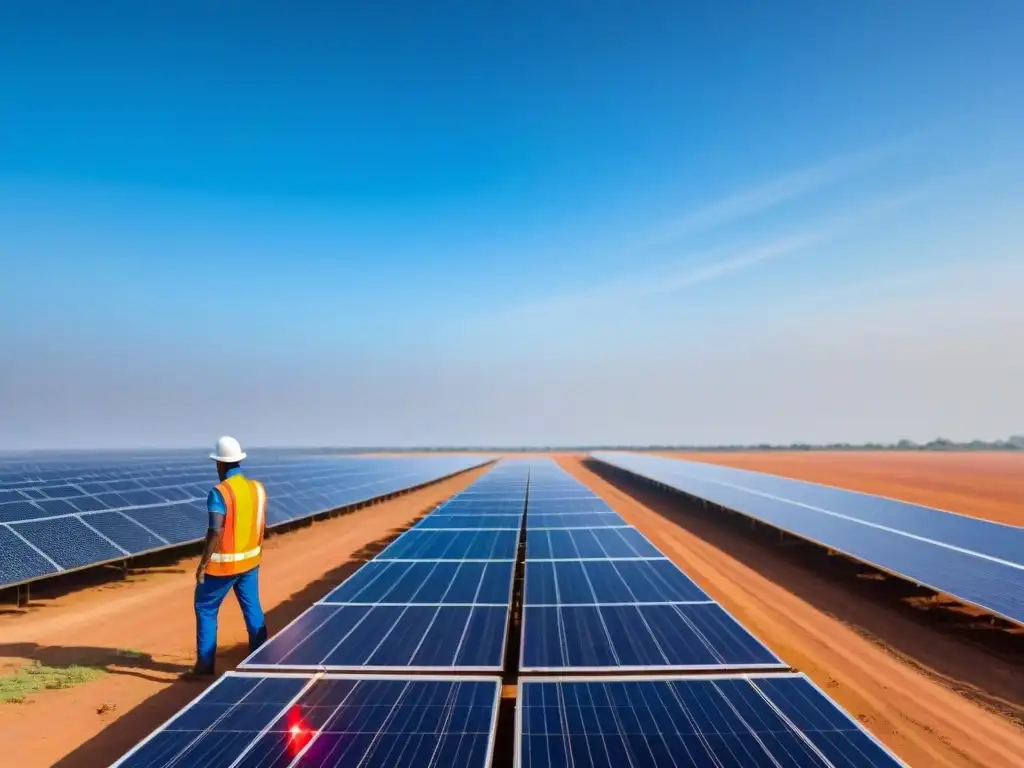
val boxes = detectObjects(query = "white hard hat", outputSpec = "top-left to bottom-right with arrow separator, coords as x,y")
210,435 -> 246,463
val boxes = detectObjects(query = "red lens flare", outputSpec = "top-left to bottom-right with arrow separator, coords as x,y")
284,705 -> 313,755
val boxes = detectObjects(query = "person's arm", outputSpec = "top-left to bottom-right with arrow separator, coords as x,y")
197,488 -> 226,584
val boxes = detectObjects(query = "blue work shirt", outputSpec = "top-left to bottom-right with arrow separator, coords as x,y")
207,465 -> 243,530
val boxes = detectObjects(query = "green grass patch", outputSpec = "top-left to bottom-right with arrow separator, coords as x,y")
0,661 -> 107,704
116,648 -> 145,659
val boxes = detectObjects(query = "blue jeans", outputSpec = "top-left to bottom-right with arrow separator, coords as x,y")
194,566 -> 268,670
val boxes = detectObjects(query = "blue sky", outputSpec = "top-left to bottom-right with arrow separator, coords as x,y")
1,2 -> 1022,449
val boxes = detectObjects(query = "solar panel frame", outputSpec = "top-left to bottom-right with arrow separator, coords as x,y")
111,671 -> 503,768
514,673 -> 907,768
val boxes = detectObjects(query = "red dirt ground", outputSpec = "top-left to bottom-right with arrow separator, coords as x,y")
659,451 -> 1024,526
0,466 -> 488,768
564,455 -> 1024,767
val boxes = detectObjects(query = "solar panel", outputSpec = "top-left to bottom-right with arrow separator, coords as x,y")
524,559 -> 709,604
591,451 -> 1024,626
522,603 -> 782,672
0,454 -> 494,590
415,514 -> 523,530
376,529 -> 521,560
112,672 -> 501,768
320,560 -> 515,605
243,604 -> 510,671
517,674 -> 905,767
527,528 -> 664,559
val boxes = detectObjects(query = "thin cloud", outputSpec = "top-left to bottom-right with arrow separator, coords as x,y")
494,180 -> 952,324
629,140 -> 906,253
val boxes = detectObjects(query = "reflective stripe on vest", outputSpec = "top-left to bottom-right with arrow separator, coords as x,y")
206,473 -> 267,576
210,546 -> 262,563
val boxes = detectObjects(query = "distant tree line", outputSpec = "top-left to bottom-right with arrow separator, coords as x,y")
311,436 -> 1024,453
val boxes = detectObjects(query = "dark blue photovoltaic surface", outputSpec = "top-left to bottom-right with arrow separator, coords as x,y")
122,504 -> 208,544
756,676 -> 906,767
525,559 -> 709,604
526,512 -> 627,529
415,514 -> 522,530
243,604 -> 508,670
84,511 -> 168,554
521,603 -> 783,671
320,560 -> 514,605
115,675 -> 309,768
115,674 -> 500,768
10,517 -> 126,570
518,675 -> 904,768
591,451 -> 1024,625
377,529 -> 520,560
0,501 -> 46,524
526,527 -> 664,559
612,454 -> 1024,561
526,499 -> 614,514
0,525 -> 59,584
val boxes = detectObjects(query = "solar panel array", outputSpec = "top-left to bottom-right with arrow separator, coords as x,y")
590,451 -> 1024,626
513,463 -> 903,767
0,453 -> 493,590
113,460 -> 533,768
115,458 -> 905,767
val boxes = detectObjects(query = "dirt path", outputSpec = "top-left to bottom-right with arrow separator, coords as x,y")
563,456 -> 1024,768
0,467 -> 487,768
661,451 -> 1024,526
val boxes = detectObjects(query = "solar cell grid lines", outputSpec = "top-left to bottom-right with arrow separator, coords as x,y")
111,672 -> 502,768
591,451 -> 1024,626
0,453 -> 494,590
517,674 -> 905,768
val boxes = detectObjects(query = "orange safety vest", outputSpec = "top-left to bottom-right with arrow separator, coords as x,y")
205,473 -> 267,577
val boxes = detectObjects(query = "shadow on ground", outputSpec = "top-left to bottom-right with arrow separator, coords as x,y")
581,458 -> 1024,725
0,644 -> 187,685
39,518 -> 421,768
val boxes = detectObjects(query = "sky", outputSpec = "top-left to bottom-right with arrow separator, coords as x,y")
1,1 -> 1023,450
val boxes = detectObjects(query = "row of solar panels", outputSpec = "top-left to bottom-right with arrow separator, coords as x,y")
590,451 -> 1024,626
0,455 -> 495,590
111,672 -> 900,768
115,458 -> 904,767
0,456 -> 476,520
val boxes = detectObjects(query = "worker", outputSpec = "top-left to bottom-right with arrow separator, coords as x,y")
191,435 -> 269,676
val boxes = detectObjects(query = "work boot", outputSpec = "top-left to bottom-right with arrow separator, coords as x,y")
187,662 -> 215,678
